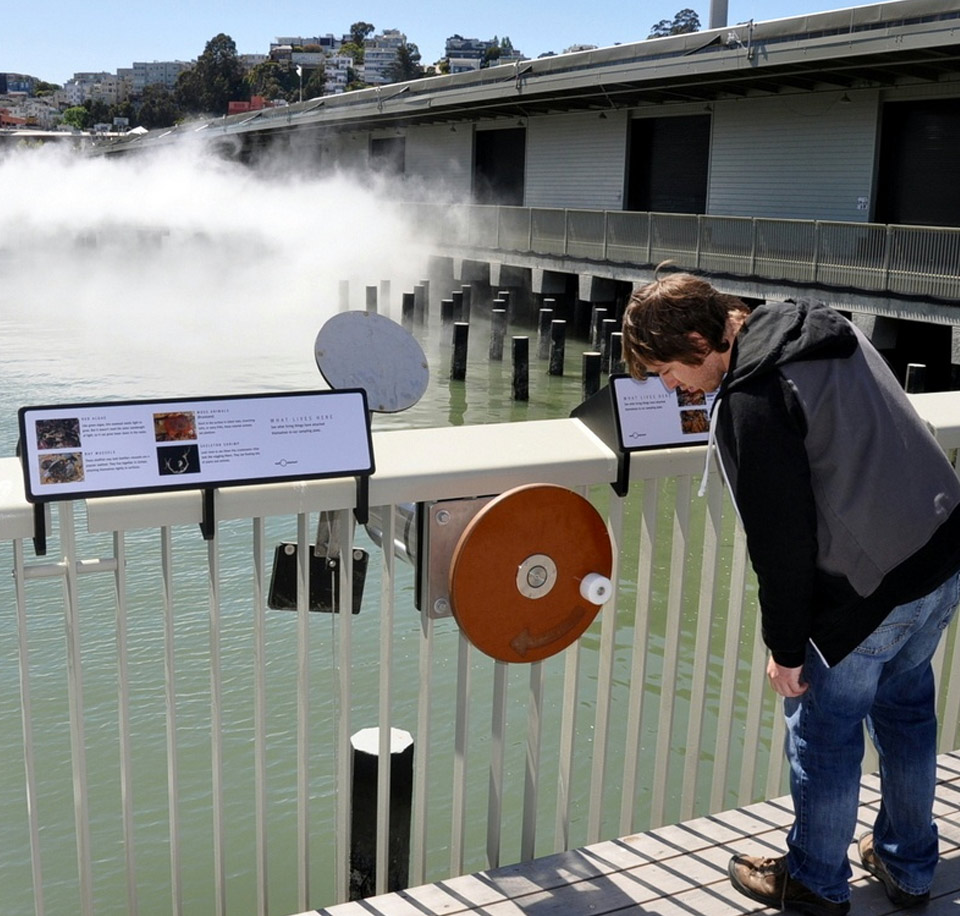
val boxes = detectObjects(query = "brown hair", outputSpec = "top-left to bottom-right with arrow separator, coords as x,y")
621,268 -> 749,379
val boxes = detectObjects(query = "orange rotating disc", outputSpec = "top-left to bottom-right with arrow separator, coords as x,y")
448,484 -> 613,663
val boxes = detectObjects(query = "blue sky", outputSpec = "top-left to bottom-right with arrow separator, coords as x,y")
5,0 -> 884,85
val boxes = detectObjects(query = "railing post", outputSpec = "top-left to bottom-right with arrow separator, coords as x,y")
883,224 -> 893,291
750,218 -> 758,276
564,208 -> 570,257
603,209 -> 609,261
812,221 -> 821,284
696,214 -> 703,271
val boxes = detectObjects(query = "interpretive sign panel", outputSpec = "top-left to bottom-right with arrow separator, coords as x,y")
610,374 -> 716,450
18,389 -> 373,502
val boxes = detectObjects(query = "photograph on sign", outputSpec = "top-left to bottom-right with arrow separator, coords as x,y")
611,374 -> 717,451
18,389 -> 373,502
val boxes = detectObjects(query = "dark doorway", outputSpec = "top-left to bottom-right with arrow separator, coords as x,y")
474,128 -> 526,205
876,100 -> 960,227
627,115 -> 710,213
369,136 -> 406,176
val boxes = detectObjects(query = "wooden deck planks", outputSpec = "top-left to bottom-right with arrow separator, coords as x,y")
299,751 -> 960,916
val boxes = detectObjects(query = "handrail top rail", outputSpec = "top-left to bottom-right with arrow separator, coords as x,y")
2,396 -> 956,540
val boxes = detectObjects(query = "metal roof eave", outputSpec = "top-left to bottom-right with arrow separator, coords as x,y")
96,0 -> 960,153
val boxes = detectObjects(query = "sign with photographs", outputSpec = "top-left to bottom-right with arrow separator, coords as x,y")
610,374 -> 717,450
18,390 -> 373,503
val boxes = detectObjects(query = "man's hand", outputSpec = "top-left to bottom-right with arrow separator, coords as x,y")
766,656 -> 808,697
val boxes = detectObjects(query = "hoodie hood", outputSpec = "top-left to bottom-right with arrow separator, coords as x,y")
725,299 -> 858,394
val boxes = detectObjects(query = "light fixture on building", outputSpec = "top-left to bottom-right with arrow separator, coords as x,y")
840,93 -> 852,104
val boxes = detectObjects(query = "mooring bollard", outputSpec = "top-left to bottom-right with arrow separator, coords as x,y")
582,351 -> 602,399
590,306 -> 608,347
549,319 -> 566,376
460,284 -> 472,322
401,291 -> 415,330
512,336 -> 529,401
452,321 -> 469,380
365,285 -> 378,314
339,279 -> 351,312
609,332 -> 624,375
537,308 -> 554,360
905,362 -> 927,392
489,307 -> 507,361
349,727 -> 414,901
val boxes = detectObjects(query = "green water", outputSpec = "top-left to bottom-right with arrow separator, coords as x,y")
2,305 -> 704,916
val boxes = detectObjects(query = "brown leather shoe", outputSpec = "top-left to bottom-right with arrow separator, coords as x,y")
858,832 -> 930,907
728,853 -> 850,916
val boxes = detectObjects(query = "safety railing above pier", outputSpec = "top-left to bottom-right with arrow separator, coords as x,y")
418,204 -> 960,303
2,396 -> 959,916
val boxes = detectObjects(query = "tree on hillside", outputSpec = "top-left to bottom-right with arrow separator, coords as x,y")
339,41 -> 365,66
137,85 -> 182,128
60,106 -> 90,130
648,8 -> 701,38
384,42 -> 423,82
175,33 -> 247,115
301,64 -> 327,100
245,60 -> 299,103
350,22 -> 375,46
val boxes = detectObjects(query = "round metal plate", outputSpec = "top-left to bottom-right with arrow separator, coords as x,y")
448,484 -> 613,663
314,311 -> 429,413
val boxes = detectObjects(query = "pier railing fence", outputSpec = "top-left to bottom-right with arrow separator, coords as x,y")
424,204 -> 960,303
2,396 -> 960,916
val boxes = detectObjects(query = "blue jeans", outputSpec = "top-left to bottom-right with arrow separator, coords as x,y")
783,570 -> 960,903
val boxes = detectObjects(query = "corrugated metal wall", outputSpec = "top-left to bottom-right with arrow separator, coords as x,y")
405,125 -> 473,199
524,111 -> 628,210
707,91 -> 880,221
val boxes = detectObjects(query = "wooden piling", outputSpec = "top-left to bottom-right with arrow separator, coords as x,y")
512,336 -> 529,401
414,284 -> 427,327
537,308 -> 554,360
451,289 -> 464,323
349,727 -> 414,901
609,332 -> 624,375
489,307 -> 507,361
440,299 -> 455,343
600,318 -> 618,373
582,351 -> 602,400
460,284 -> 472,322
365,285 -> 378,314
339,279 -> 350,312
549,320 -> 566,376
452,322 -> 469,380
590,306 -> 608,347
905,362 -> 927,392
401,292 -> 415,330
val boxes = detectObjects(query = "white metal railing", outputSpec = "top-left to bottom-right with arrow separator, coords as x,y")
418,204 -> 960,302
2,398 -> 960,916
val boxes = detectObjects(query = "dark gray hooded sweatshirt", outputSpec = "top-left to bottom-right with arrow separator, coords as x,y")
711,298 -> 960,667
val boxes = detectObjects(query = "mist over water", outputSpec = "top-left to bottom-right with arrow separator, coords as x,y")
0,143 -> 439,437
